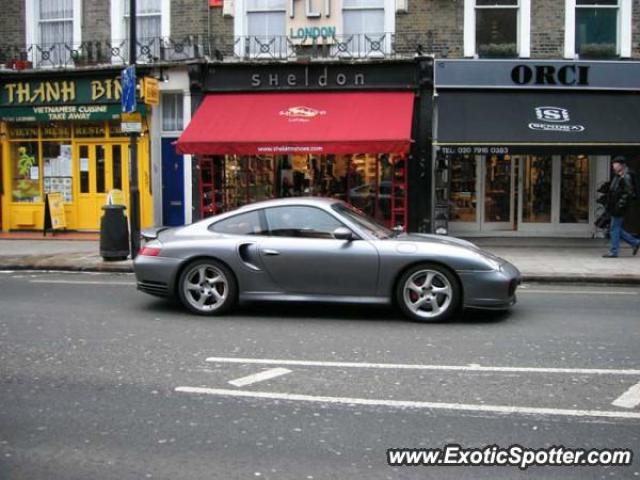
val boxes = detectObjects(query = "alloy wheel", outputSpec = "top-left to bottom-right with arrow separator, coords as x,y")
402,269 -> 453,320
182,263 -> 229,313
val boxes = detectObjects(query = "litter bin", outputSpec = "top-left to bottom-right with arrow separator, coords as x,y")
100,204 -> 130,261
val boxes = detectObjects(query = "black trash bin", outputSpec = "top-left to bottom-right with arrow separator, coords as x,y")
100,204 -> 130,261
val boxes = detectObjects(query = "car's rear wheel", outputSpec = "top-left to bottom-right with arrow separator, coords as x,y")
178,259 -> 237,315
396,263 -> 461,322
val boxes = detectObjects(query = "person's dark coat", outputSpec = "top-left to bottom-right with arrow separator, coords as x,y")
607,172 -> 635,217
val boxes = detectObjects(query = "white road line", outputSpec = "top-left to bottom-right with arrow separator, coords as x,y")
174,387 -> 640,420
29,279 -> 135,286
612,382 -> 640,409
228,368 -> 292,387
519,289 -> 638,296
205,356 -> 640,376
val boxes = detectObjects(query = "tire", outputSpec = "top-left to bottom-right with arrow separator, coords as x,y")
395,263 -> 461,322
177,259 -> 237,316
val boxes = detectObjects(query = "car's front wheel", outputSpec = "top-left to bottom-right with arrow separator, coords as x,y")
178,259 -> 237,315
396,263 -> 461,322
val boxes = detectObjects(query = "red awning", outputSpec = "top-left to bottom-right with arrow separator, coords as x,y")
176,91 -> 414,156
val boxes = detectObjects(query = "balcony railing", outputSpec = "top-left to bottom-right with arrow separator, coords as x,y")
0,32 -> 434,71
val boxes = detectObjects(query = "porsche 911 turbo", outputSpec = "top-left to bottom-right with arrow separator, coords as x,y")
134,197 -> 521,322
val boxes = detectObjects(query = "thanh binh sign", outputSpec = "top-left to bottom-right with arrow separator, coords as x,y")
0,104 -> 146,123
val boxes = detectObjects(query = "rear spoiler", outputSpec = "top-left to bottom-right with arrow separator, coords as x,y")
141,226 -> 171,242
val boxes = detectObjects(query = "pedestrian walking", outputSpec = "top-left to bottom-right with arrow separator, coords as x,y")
603,156 -> 640,258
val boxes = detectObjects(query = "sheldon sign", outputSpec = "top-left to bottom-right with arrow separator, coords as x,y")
288,0 -> 341,44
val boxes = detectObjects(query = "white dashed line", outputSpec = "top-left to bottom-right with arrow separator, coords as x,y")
228,368 -> 292,387
205,356 -> 640,376
612,382 -> 640,409
174,387 -> 640,420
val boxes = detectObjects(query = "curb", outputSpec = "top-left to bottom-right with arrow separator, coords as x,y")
521,275 -> 640,285
0,263 -> 133,273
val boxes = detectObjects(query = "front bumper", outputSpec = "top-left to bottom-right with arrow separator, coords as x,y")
458,261 -> 521,310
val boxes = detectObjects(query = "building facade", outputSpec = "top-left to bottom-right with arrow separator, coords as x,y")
1,0 -> 638,236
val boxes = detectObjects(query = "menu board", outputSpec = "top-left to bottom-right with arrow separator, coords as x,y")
43,144 -> 73,202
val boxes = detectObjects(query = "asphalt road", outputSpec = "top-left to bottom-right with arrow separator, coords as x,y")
1,271 -> 639,480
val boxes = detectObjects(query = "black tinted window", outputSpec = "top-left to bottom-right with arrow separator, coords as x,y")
265,206 -> 342,239
210,210 -> 263,236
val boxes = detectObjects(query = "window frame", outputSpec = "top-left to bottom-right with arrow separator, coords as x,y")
464,0 -> 531,58
564,0 -> 632,58
208,208 -> 268,236
25,0 -> 82,66
160,92 -> 185,133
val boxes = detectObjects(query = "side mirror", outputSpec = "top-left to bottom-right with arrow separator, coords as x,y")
333,227 -> 353,241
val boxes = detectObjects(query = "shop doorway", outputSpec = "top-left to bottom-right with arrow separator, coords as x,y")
75,142 -> 129,230
449,154 -> 593,235
161,138 -> 185,226
450,154 -> 516,232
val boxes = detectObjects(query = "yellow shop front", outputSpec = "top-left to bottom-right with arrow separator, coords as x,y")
0,74 -> 153,231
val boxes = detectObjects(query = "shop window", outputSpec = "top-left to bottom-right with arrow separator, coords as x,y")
96,145 -> 106,193
450,155 -> 478,223
560,155 -> 590,223
209,210 -> 264,235
475,0 -> 519,57
265,206 -> 342,239
79,145 -> 90,193
11,142 -> 41,203
161,93 -> 184,132
575,0 -> 619,58
112,145 -> 123,190
43,142 -> 73,203
522,156 -> 552,223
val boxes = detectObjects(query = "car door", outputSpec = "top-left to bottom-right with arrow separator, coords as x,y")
258,205 -> 379,296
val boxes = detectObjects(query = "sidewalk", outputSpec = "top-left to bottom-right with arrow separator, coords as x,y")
0,234 -> 639,283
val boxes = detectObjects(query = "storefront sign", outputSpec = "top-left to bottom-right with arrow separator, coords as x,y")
0,75 -> 150,122
0,104 -> 125,123
439,146 -> 510,155
528,106 -> 585,133
287,0 -> 340,44
205,63 -> 423,92
142,77 -> 160,106
435,59 -> 640,90
46,192 -> 67,230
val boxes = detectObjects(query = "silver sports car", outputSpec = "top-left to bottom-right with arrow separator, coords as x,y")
134,197 -> 521,322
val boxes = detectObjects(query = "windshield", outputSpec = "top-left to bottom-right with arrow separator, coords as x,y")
332,203 -> 394,239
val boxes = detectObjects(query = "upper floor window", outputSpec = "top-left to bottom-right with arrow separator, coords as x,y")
464,0 -> 531,58
343,0 -> 385,36
245,0 -> 287,55
565,0 -> 631,58
576,0 -> 618,57
111,0 -> 169,62
26,0 -> 81,66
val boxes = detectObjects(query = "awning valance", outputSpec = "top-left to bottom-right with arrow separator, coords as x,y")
176,91 -> 415,155
435,91 -> 640,146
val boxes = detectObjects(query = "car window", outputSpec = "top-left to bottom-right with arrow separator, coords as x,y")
209,210 -> 264,236
265,206 -> 343,239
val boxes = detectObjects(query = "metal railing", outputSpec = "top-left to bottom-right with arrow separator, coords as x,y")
0,32 -> 436,70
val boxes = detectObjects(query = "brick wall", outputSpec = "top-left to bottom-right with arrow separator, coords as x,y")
172,0 -> 209,38
530,0 -> 564,58
396,0 -> 464,58
0,0 -> 26,58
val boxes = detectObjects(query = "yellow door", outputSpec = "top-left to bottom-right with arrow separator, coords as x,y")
75,142 -> 130,230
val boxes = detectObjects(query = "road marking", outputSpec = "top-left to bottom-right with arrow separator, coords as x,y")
174,387 -> 640,420
29,279 -> 135,286
519,289 -> 638,296
228,368 -> 292,387
205,356 -> 640,376
612,382 -> 640,409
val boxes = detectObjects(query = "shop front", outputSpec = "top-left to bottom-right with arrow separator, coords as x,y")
433,60 -> 640,237
179,60 -> 434,232
0,73 -> 153,232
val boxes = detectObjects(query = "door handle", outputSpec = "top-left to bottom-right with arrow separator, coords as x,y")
262,249 -> 280,256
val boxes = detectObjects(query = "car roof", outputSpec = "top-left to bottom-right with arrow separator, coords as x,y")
234,197 -> 341,212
